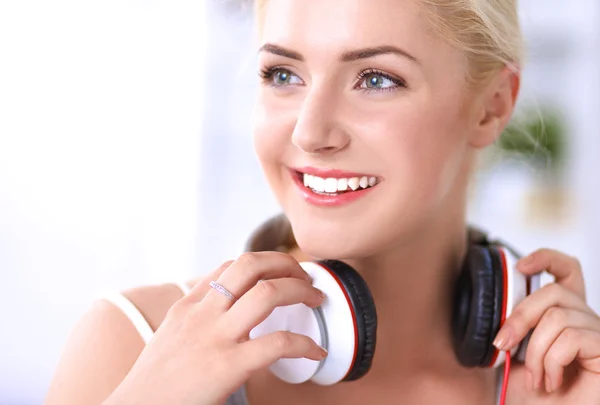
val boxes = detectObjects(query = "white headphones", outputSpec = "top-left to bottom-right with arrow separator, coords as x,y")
249,243 -> 541,385
250,260 -> 377,385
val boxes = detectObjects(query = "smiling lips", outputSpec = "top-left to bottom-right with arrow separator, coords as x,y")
303,173 -> 378,194
291,167 -> 380,207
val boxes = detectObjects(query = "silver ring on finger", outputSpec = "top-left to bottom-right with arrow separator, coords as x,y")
209,280 -> 237,302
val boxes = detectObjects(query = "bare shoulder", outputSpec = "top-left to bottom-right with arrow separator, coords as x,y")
119,279 -> 200,331
44,277 -> 203,405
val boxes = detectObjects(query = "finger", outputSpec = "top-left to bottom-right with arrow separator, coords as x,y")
237,330 -> 328,376
203,252 -> 312,310
524,307 -> 600,391
185,260 -> 235,302
493,282 -> 595,351
544,328 -> 600,393
222,278 -> 324,339
517,248 -> 586,300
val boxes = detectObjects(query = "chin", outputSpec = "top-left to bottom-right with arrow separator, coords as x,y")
285,198 -> 437,262
277,171 -> 443,261
289,218 -> 384,261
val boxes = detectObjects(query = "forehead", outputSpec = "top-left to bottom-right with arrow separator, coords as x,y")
261,0 -> 430,54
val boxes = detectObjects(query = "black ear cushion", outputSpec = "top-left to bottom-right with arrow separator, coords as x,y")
452,245 -> 504,367
244,213 -> 294,253
318,260 -> 377,381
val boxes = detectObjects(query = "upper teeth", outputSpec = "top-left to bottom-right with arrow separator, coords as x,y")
303,173 -> 378,192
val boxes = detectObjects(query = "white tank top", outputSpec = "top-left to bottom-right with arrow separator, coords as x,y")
99,281 -> 192,344
100,283 -> 503,405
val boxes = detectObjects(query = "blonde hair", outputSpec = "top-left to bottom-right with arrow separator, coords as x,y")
254,0 -> 524,87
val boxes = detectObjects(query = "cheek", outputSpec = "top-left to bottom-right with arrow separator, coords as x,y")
370,100 -> 469,202
252,96 -> 295,187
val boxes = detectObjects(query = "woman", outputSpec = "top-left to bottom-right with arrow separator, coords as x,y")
45,0 -> 600,404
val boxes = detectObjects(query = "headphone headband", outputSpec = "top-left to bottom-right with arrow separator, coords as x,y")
468,224 -> 523,260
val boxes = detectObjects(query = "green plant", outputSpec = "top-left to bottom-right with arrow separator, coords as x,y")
496,106 -> 567,174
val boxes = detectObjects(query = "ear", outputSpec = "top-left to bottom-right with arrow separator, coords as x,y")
469,66 -> 520,149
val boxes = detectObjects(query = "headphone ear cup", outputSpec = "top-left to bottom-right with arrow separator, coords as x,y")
452,245 -> 504,367
318,260 -> 377,381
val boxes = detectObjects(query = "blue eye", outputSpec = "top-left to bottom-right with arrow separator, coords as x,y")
365,74 -> 393,89
259,66 -> 407,92
274,70 -> 290,85
259,67 -> 303,87
356,69 -> 407,92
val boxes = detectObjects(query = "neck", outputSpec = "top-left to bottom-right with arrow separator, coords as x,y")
277,207 -> 496,403
344,207 -> 469,380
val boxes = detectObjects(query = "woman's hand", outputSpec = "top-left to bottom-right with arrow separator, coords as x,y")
104,251 -> 326,405
493,248 -> 600,403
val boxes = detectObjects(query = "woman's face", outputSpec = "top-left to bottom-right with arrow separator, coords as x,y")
253,0 -> 479,259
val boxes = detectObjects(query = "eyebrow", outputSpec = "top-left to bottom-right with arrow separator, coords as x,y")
258,43 -> 420,65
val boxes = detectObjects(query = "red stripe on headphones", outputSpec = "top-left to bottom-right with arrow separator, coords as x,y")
488,248 -> 509,367
319,263 -> 359,380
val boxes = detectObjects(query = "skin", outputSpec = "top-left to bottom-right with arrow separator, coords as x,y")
250,0 -> 600,404
252,0 -> 515,401
44,0 -> 600,404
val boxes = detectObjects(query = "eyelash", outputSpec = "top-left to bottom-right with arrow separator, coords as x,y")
356,68 -> 408,93
258,66 -> 408,93
258,66 -> 292,87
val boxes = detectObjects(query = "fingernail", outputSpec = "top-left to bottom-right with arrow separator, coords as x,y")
320,347 -> 328,358
312,290 -> 325,304
518,255 -> 534,268
493,327 -> 512,350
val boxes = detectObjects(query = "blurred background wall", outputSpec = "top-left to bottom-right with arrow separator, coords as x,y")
0,0 -> 598,403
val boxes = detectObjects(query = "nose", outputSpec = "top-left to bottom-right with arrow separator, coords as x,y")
291,89 -> 350,155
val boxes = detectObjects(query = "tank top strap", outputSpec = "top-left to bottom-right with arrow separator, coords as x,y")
172,281 -> 192,296
99,290 -> 155,345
